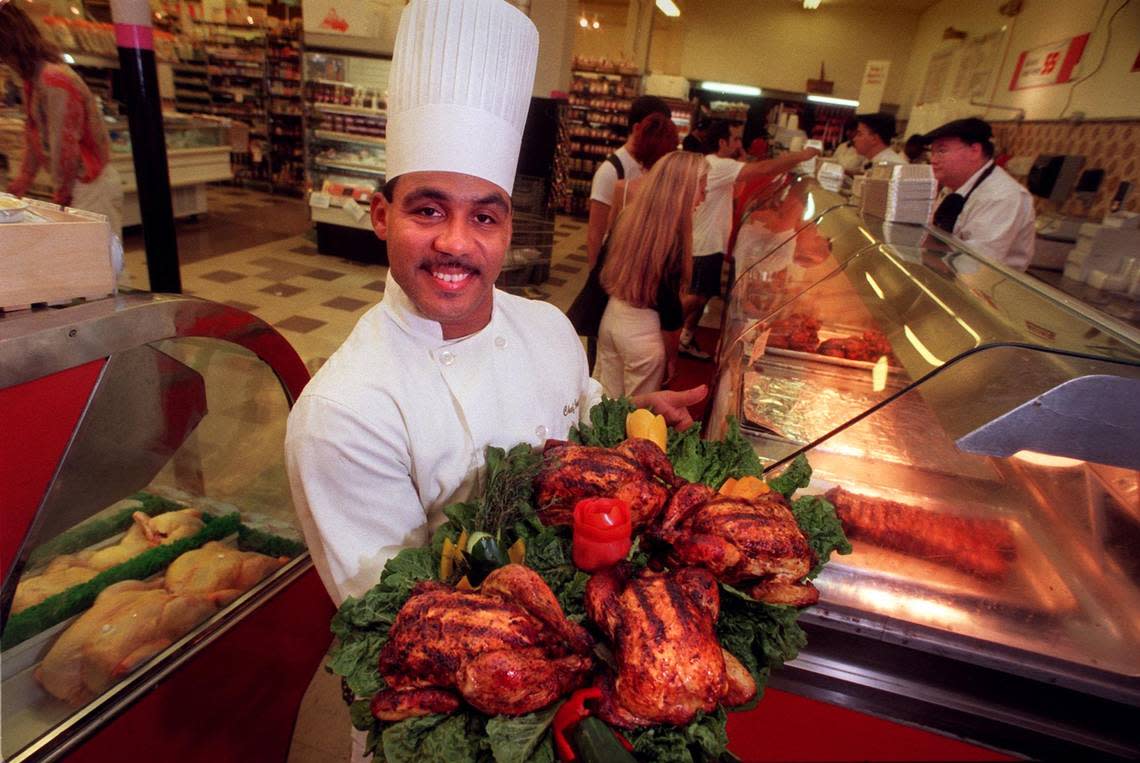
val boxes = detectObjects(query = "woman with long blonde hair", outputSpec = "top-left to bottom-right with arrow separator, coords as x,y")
594,151 -> 708,397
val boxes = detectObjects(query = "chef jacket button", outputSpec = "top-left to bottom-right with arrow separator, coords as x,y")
535,424 -> 548,439
495,335 -> 507,349
440,350 -> 455,366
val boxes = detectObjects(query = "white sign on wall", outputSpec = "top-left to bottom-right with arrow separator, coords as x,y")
302,0 -> 401,42
856,60 -> 890,114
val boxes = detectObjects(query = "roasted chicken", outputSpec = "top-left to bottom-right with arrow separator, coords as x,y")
585,564 -> 756,728
372,564 -> 594,720
13,509 -> 205,614
534,438 -> 681,528
36,579 -> 217,706
164,541 -> 288,606
826,486 -> 1015,579
652,483 -> 819,606
817,330 -> 893,363
766,313 -> 821,353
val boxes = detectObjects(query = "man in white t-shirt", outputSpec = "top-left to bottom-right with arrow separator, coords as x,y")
586,95 -> 673,269
679,120 -> 820,359
925,117 -> 1036,270
852,112 -> 906,171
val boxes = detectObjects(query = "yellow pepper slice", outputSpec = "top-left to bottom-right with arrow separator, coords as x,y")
507,538 -> 526,565
626,408 -> 667,452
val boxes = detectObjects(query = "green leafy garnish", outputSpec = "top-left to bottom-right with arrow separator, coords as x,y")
485,702 -> 561,763
627,708 -> 730,763
569,396 -> 636,447
668,416 -> 763,488
766,454 -> 812,499
791,494 -> 852,578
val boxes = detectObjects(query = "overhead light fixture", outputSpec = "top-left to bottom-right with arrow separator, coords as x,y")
807,94 -> 859,107
592,15 -> 600,29
579,15 -> 588,28
803,0 -> 822,9
656,0 -> 681,18
700,81 -> 761,97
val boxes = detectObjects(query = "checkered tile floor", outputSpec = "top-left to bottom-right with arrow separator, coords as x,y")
121,185 -> 592,376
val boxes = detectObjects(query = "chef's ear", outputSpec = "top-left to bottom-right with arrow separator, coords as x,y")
371,192 -> 390,240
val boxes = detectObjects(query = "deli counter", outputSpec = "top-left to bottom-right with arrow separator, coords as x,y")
707,177 -> 1140,759
0,294 -> 334,762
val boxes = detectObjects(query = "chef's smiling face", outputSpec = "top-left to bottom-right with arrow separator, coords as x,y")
373,171 -> 512,339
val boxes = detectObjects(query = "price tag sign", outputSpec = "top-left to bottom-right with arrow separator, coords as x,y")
309,192 -> 332,209
343,198 -> 367,222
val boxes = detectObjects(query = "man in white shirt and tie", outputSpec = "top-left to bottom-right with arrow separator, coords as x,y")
852,112 -> 906,170
924,118 -> 1036,271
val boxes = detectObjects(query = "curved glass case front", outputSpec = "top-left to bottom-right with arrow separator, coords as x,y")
709,177 -> 1140,703
0,302 -> 309,761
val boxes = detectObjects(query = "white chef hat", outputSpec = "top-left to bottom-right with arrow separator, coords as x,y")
385,0 -> 539,195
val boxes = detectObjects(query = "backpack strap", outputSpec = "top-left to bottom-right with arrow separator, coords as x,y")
605,153 -> 625,180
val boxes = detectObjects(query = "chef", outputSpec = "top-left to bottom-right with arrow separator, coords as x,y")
924,117 -> 1035,271
284,0 -> 705,608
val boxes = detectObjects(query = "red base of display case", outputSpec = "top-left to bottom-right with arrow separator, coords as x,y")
727,688 -> 1016,762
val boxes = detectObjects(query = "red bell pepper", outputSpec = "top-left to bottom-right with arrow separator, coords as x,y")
552,687 -> 634,762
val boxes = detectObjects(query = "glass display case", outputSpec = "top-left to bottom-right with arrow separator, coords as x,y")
106,113 -> 233,155
0,294 -> 331,762
706,176 -> 1140,758
105,112 -> 234,226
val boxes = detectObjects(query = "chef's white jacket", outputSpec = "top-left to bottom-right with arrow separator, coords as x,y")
285,274 -> 603,603
947,160 -> 1036,271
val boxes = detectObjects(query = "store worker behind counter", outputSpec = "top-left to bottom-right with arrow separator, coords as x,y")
284,0 -> 706,606
925,117 -> 1035,271
852,112 -> 907,171
0,3 -> 123,238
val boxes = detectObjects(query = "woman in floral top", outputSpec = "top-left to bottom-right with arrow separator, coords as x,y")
1,2 -> 122,236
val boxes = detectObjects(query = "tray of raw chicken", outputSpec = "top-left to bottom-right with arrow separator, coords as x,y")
0,490 -> 305,750
329,399 -> 852,763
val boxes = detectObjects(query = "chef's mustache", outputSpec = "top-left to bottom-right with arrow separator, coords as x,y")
423,255 -> 480,273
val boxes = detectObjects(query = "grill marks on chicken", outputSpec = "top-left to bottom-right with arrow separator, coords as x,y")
534,438 -> 681,528
585,565 -> 756,728
654,483 -> 819,606
373,564 -> 593,719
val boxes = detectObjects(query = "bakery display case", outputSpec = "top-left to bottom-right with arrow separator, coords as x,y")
0,294 -> 333,762
706,177 -> 1140,758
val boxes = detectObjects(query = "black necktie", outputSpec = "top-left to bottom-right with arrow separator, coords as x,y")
932,193 -> 965,232
931,162 -> 997,234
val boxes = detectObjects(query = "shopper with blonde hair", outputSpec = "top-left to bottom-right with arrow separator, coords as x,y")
595,150 -> 708,397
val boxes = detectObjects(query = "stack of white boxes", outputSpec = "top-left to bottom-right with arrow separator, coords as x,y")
860,164 -> 939,225
1063,212 -> 1140,297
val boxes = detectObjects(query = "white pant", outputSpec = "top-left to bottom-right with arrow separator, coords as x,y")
72,164 -> 124,240
594,297 -> 666,399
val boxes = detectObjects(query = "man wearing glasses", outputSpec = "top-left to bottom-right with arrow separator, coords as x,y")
924,118 -> 1036,271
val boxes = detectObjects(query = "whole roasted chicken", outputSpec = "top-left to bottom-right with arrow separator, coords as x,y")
585,564 -> 756,728
534,438 -> 681,528
372,564 -> 594,720
652,483 -> 819,606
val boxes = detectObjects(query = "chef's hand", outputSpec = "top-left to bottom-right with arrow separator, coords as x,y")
632,385 -> 708,431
